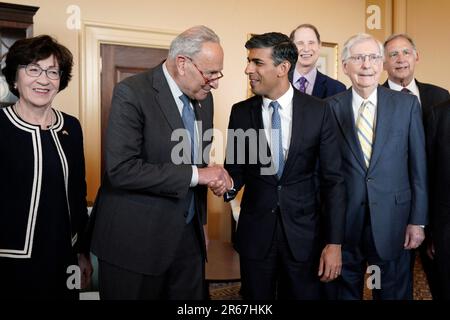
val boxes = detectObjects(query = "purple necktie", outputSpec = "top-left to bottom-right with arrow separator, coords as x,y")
298,77 -> 307,93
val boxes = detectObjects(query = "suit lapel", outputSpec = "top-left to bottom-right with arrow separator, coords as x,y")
312,71 -> 326,98
152,65 -> 185,131
416,80 -> 429,114
250,96 -> 278,183
282,91 -> 305,177
368,86 -> 395,172
333,89 -> 366,171
250,96 -> 264,132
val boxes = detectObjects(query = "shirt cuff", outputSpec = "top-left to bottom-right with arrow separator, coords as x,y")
190,166 -> 198,187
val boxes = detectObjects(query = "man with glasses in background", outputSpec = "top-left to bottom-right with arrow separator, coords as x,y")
90,25 -> 230,300
325,34 -> 427,300
383,33 -> 449,300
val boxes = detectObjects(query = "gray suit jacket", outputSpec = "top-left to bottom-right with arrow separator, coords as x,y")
327,86 -> 428,261
91,64 -> 213,275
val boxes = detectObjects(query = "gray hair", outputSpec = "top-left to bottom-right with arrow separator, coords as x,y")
168,25 -> 220,59
384,33 -> 418,56
341,33 -> 384,62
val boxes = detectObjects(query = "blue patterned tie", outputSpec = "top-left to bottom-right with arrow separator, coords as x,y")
270,101 -> 284,179
180,94 -> 196,223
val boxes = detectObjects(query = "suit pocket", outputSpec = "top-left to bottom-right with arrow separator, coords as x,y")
395,189 -> 411,204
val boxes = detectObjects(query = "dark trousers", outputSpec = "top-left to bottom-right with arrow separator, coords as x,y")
239,215 -> 320,300
98,220 -> 204,300
434,219 -> 450,300
416,242 -> 440,299
325,215 -> 413,300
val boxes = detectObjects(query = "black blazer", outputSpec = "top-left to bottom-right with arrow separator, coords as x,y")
0,107 -> 88,257
289,69 -> 346,99
91,64 -> 213,275
225,90 -> 346,261
425,99 -> 450,243
383,79 -> 450,117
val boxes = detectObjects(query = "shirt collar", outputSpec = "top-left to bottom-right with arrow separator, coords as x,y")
262,85 -> 294,111
293,67 -> 317,86
162,62 -> 184,104
388,79 -> 420,100
352,87 -> 377,107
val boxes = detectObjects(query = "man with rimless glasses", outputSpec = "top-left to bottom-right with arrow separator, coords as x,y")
325,33 -> 427,300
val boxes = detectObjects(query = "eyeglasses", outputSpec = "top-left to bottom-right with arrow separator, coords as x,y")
185,56 -> 223,85
346,54 -> 383,65
387,49 -> 414,60
19,64 -> 62,80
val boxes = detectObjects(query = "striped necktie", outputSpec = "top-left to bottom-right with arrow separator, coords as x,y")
356,100 -> 374,168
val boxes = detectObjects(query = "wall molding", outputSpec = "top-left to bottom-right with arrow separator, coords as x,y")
80,21 -> 178,200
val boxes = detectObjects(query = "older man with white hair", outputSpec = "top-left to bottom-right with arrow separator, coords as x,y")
325,33 -> 428,300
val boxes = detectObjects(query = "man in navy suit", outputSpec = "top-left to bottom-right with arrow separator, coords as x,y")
326,34 -> 427,300
383,33 -> 449,300
289,24 -> 346,99
222,32 -> 346,300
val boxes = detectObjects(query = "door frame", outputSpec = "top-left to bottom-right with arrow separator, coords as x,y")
80,21 -> 178,200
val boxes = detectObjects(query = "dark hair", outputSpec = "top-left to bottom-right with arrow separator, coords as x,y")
2,35 -> 73,97
289,24 -> 321,43
245,32 -> 298,72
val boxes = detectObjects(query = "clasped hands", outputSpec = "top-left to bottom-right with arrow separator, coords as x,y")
198,164 -> 232,197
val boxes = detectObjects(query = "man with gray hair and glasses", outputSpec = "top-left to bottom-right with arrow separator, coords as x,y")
325,33 -> 427,300
91,25 -> 230,300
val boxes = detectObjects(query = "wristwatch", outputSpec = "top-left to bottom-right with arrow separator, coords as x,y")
224,187 -> 237,202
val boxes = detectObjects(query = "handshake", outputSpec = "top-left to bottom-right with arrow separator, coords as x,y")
198,164 -> 233,197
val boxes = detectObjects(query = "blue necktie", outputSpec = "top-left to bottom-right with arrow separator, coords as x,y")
180,94 -> 196,163
180,94 -> 196,223
270,101 -> 284,179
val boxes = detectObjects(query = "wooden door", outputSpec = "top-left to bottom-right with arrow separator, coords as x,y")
100,44 -> 168,173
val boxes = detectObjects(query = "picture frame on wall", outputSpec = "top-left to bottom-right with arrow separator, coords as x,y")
1,49 -> 18,106
316,41 -> 339,79
0,2 -> 39,107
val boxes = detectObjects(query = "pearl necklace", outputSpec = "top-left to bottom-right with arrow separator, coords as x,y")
13,102 -> 55,129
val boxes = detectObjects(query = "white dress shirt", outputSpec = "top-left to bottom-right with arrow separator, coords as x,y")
388,79 -> 421,104
293,68 -> 317,95
261,85 -> 294,162
352,88 -> 378,131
